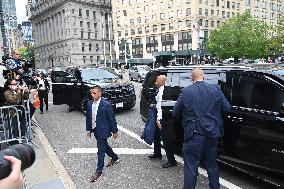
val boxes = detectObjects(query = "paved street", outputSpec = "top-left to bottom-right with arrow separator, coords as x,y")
33,82 -> 273,189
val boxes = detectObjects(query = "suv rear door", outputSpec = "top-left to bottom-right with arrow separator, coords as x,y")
222,71 -> 284,174
52,70 -> 82,105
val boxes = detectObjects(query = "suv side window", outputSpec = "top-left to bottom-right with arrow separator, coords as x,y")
251,77 -> 284,112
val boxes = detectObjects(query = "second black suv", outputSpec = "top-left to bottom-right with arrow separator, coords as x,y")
140,65 -> 284,187
52,66 -> 136,111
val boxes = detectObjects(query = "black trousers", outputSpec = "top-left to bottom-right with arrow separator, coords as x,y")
38,90 -> 48,112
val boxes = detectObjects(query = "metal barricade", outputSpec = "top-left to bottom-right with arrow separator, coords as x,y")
0,101 -> 34,149
0,103 -> 33,189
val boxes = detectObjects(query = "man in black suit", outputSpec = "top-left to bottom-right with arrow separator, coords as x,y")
173,68 -> 231,189
86,86 -> 119,182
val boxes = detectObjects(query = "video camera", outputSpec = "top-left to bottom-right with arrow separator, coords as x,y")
0,144 -> 36,179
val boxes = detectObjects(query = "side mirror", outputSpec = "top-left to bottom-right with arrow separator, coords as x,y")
279,103 -> 284,115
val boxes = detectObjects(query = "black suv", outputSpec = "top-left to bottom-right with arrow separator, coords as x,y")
140,65 -> 284,187
52,66 -> 136,111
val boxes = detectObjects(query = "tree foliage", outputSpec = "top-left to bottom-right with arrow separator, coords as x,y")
207,11 -> 269,60
266,16 -> 284,57
19,46 -> 35,63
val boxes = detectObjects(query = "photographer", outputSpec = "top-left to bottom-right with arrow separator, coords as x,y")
3,78 -> 29,138
0,156 -> 23,189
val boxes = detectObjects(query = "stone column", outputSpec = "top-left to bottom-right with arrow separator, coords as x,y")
142,36 -> 147,58
157,34 -> 162,52
173,32 -> 178,51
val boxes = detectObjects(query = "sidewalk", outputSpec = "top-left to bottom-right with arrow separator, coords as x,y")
24,120 -> 76,189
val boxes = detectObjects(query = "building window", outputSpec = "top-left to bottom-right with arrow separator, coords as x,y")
79,8 -> 82,16
227,1 -> 230,8
177,10 -> 182,18
145,26 -> 150,33
211,9 -> 214,16
82,43 -> 85,51
199,8 -> 202,15
90,56 -> 93,63
89,43 -> 92,51
81,31 -> 84,38
160,13 -> 165,20
97,56 -> 100,63
72,9 -> 75,14
211,20 -> 214,27
125,30 -> 128,36
93,11 -> 96,19
169,23 -> 173,30
161,24 -> 166,31
96,44 -> 99,51
87,22 -> 90,29
186,20 -> 191,27
88,32 -> 91,39
168,0 -> 173,8
205,9 -> 208,16
186,8 -> 191,16
131,29 -> 135,35
130,19 -> 134,25
94,23 -> 97,29
199,0 -> 202,4
80,21 -> 83,27
138,27 -> 142,34
137,17 -> 141,23
83,56 -> 86,63
153,25 -> 157,32
86,10 -> 90,17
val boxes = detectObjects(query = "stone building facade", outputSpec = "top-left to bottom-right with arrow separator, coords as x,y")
30,0 -> 113,68
112,0 -> 284,60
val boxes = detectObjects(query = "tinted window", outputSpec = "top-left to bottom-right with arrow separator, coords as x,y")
232,74 -> 284,111
137,66 -> 151,72
251,78 -> 284,112
81,68 -> 119,81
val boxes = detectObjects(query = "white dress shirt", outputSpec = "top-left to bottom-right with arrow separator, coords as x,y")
155,85 -> 164,120
38,79 -> 46,90
92,98 -> 101,129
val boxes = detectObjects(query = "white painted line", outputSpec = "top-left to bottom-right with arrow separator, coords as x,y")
68,148 -> 154,154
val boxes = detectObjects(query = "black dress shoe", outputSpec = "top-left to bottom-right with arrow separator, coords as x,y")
148,154 -> 162,159
162,161 -> 177,168
90,172 -> 102,182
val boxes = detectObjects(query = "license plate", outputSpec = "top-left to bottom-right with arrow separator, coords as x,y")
116,102 -> 123,108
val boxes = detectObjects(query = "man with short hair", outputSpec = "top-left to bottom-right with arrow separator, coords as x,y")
86,86 -> 119,182
173,68 -> 231,189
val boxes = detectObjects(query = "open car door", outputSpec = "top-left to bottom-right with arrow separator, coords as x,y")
51,70 -> 82,105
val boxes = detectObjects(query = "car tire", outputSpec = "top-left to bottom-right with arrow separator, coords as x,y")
130,76 -> 133,81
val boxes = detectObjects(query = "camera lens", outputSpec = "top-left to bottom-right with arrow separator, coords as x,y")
0,144 -> 36,179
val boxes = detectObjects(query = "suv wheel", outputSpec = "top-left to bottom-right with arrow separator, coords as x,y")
138,76 -> 142,83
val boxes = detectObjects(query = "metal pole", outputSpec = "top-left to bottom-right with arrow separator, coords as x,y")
108,12 -> 112,68
102,14 -> 106,67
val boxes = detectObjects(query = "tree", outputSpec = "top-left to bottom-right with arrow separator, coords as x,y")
266,16 -> 284,57
207,11 -> 269,60
19,46 -> 35,63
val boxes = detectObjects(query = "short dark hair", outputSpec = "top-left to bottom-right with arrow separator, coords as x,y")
91,85 -> 102,93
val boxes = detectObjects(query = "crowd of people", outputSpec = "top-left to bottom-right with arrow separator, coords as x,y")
0,49 -> 50,188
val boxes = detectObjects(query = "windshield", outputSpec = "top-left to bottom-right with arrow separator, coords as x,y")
137,66 -> 151,72
81,68 -> 119,81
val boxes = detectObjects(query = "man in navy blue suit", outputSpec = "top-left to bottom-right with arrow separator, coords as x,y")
173,68 -> 231,189
86,86 -> 119,182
